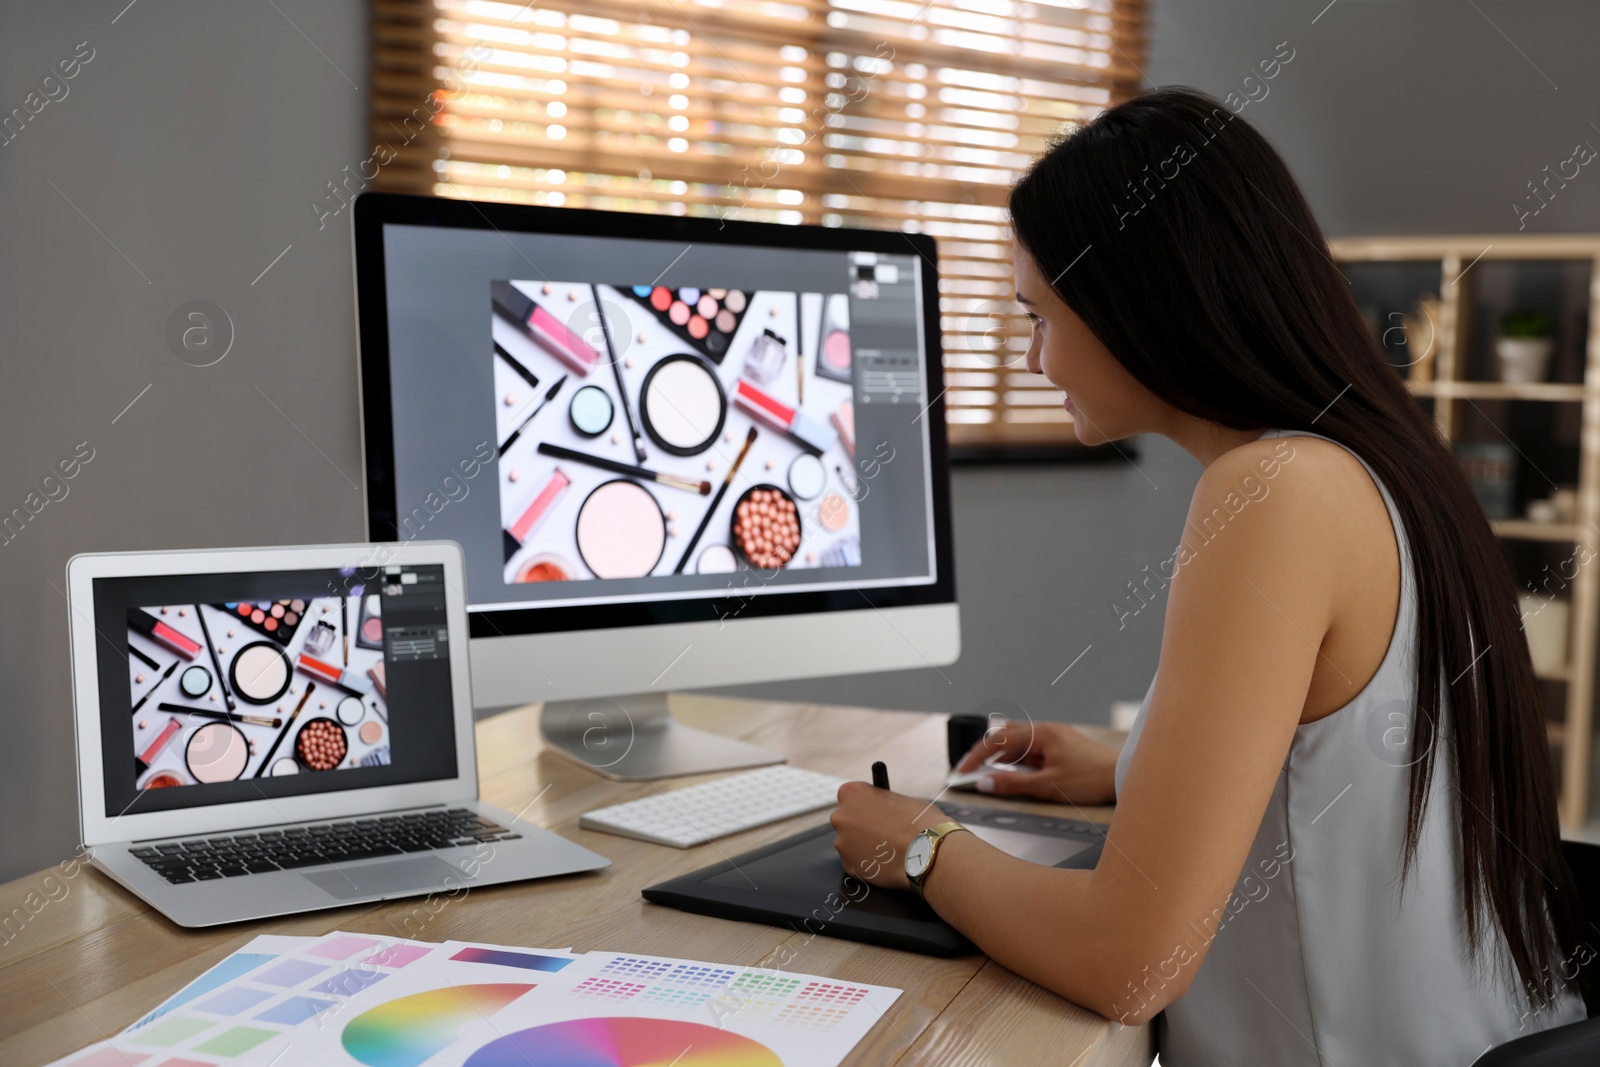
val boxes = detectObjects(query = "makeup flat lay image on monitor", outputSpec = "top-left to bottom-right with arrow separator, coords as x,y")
354,195 -> 959,779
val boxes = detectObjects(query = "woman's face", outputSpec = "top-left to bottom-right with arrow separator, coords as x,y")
1015,244 -> 1162,446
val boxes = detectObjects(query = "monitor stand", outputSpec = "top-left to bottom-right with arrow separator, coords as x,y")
539,692 -> 784,781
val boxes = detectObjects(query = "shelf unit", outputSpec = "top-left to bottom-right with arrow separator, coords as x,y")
1328,235 -> 1600,828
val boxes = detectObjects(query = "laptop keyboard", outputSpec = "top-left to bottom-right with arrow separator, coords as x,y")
129,808 -> 518,884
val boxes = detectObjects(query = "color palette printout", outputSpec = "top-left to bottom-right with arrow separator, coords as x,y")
449,949 -> 901,1067
45,931 -> 445,1067
46,934 -> 900,1067
492,280 -> 863,586
127,595 -> 391,792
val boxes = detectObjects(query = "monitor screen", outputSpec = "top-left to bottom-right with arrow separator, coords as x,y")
92,563 -> 457,816
356,197 -> 954,638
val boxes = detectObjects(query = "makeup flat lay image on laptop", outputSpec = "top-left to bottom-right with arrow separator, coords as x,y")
66,543 -> 609,929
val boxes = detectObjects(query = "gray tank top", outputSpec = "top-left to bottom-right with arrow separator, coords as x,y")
1112,428 -> 1585,1065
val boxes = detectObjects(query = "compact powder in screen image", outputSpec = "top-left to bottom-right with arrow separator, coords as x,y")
695,543 -> 737,574
270,757 -> 299,776
818,491 -> 850,532
787,453 -> 826,500
230,642 -> 291,705
186,721 -> 249,783
816,294 -> 851,383
515,553 -> 571,582
336,695 -> 365,727
576,479 -> 667,578
569,384 -> 614,436
180,664 -> 212,698
641,353 -> 726,456
359,720 -> 383,745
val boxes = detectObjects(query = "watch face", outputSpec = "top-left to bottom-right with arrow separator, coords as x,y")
905,834 -> 933,879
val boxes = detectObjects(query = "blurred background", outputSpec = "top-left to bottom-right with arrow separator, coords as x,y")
3,0 -> 1599,883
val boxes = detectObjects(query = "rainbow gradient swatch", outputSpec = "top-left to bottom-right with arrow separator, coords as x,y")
342,984 -> 535,1067
462,1017 -> 783,1067
450,946 -> 574,972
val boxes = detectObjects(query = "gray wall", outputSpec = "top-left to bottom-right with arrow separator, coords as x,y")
3,0 -> 1599,883
0,1 -> 368,883
1142,0 -> 1600,236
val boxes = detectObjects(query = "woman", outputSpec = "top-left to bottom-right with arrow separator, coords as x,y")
831,86 -> 1593,1064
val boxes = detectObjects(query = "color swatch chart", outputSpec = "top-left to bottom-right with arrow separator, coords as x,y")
404,950 -> 900,1067
45,931 -> 459,1067
45,935 -> 900,1067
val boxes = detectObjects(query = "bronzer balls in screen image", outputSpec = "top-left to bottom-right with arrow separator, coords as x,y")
732,485 -> 801,569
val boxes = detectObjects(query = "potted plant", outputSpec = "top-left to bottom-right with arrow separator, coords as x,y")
1496,310 -> 1555,383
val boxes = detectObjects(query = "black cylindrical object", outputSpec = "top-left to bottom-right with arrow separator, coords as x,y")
947,714 -> 990,768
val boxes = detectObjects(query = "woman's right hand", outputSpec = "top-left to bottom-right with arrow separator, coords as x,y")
953,720 -> 1120,805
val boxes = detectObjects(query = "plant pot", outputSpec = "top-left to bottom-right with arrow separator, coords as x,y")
1495,337 -> 1553,383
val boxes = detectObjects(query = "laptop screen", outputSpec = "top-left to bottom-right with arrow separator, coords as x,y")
91,562 -> 458,818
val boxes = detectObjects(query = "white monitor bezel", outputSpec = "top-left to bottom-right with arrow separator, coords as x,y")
68,541 -> 476,847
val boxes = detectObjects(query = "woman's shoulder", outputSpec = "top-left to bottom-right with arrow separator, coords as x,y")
1183,432 -> 1392,560
1201,432 -> 1384,508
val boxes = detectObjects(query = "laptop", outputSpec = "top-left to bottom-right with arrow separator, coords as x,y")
67,541 -> 609,928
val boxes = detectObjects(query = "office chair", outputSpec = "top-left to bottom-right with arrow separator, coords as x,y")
1472,840 -> 1600,1065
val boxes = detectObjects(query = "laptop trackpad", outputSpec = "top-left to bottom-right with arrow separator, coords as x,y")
303,857 -> 474,900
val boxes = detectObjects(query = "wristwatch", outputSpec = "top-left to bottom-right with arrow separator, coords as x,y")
904,821 -> 971,900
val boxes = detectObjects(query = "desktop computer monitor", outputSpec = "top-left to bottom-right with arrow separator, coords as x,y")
352,193 -> 957,779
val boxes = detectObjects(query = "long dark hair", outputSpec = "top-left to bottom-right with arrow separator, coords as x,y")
1010,86 -> 1591,1013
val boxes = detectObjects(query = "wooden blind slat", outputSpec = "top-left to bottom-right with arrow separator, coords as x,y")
371,0 -> 1147,446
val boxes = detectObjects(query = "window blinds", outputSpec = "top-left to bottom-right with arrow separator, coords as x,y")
371,0 -> 1147,446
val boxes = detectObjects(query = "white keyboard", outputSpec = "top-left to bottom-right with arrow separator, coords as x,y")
579,764 -> 848,848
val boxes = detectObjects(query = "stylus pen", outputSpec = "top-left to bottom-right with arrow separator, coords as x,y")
193,603 -> 235,713
591,283 -> 647,463
499,374 -> 567,457
872,761 -> 890,790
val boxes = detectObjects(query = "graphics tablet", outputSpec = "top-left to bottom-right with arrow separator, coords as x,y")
642,800 -> 1106,956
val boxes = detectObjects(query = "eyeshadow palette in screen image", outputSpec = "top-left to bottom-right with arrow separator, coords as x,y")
492,280 -> 863,588
623,285 -> 752,363
126,596 -> 392,791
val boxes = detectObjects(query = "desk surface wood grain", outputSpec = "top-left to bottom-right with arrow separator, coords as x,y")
0,696 -> 1152,1067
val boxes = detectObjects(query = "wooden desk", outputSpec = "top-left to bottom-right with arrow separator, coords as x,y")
0,696 -> 1153,1066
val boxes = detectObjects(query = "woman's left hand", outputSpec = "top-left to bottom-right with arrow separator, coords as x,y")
830,781 -> 951,891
